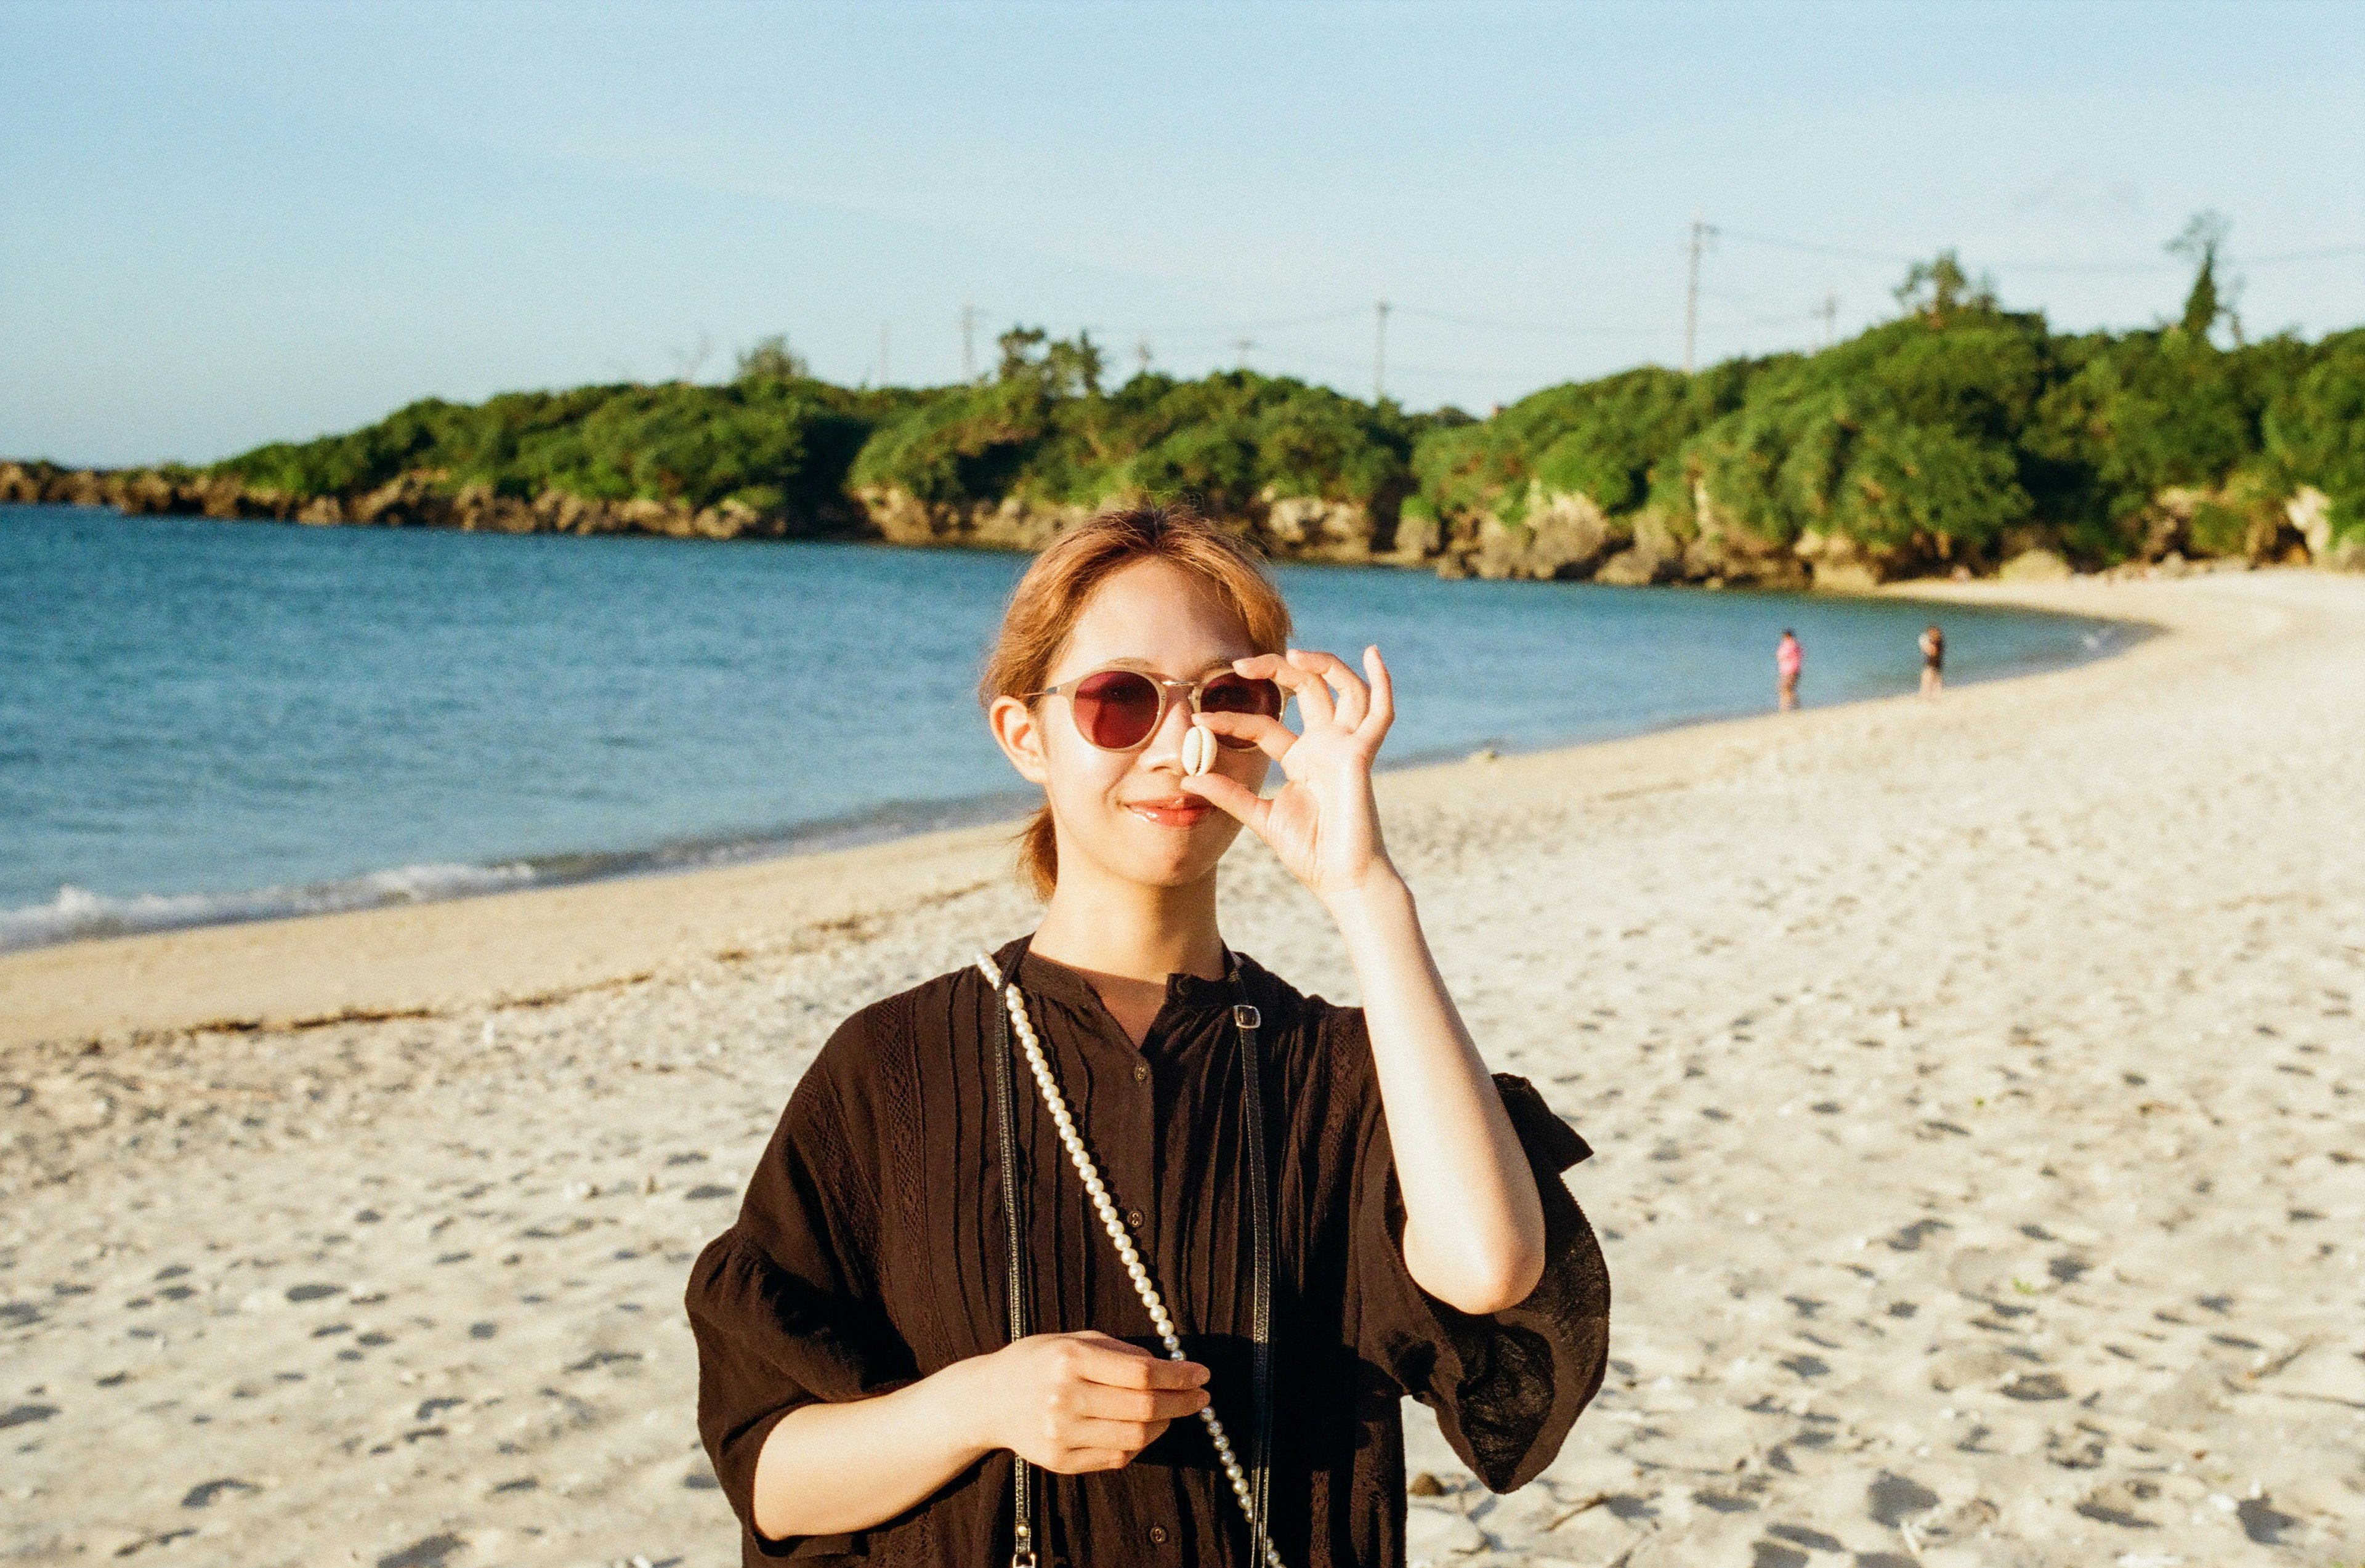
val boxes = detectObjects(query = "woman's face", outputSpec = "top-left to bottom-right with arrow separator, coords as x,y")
991,556 -> 1275,892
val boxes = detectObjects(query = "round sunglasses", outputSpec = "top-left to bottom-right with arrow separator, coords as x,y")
1024,666 -> 1285,753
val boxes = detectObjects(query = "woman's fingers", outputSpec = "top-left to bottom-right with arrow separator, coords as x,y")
1073,1380 -> 1210,1423
1178,769 -> 1269,835
1062,1333 -> 1207,1389
1290,648 -> 1370,729
1237,651 -> 1335,727
1191,709 -> 1295,761
1360,644 -> 1394,742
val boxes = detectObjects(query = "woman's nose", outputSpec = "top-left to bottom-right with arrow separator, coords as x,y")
1144,690 -> 1197,766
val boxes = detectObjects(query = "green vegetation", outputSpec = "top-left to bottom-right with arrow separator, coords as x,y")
197,227 -> 2365,572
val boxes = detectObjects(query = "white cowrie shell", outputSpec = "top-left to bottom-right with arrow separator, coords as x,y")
1181,724 -> 1211,777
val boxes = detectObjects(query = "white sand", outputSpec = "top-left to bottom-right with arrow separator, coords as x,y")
4,570 -> 2360,1566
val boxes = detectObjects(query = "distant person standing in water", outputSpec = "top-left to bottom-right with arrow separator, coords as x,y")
1776,629 -> 1802,712
1920,623 -> 1945,697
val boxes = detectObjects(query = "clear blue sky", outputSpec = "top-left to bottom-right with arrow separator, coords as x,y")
4,0 -> 2360,466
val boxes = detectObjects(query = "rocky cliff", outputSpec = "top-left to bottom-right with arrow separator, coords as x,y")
6,459 -> 2353,582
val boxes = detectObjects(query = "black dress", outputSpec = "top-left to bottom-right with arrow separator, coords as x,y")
686,939 -> 1611,1566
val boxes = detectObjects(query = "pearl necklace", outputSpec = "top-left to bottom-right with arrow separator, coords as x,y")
976,955 -> 1285,1568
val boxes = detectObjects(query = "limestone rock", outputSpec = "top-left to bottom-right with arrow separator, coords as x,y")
1593,546 -> 1665,587
1259,494 -> 1375,562
1998,548 -> 2073,583
1793,527 -> 1905,591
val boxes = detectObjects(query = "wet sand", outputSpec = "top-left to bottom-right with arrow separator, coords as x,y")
4,570 -> 2360,1566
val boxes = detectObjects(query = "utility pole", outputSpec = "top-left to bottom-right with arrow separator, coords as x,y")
1820,293 -> 1838,350
1373,300 -> 1391,403
879,321 -> 891,386
960,304 -> 979,381
1683,216 -> 1717,374
1234,336 -> 1255,371
1136,338 -> 1153,378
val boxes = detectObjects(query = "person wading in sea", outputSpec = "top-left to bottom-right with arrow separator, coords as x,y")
686,503 -> 1609,1568
1777,628 -> 1803,712
1920,623 -> 1946,698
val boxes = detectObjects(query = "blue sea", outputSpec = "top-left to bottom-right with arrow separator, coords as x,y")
0,504 -> 2135,950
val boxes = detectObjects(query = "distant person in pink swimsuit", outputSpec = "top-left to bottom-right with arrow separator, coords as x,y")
1920,623 -> 1945,698
1776,628 -> 1802,711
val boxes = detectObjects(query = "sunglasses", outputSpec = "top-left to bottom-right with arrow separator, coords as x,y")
1025,666 -> 1285,753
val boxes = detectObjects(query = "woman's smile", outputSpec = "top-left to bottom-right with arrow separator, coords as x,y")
1123,792 -> 1215,828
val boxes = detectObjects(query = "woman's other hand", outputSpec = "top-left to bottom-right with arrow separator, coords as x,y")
973,1329 -> 1210,1474
1183,645 -> 1399,911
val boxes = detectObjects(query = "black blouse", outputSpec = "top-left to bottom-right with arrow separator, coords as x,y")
686,939 -> 1610,1567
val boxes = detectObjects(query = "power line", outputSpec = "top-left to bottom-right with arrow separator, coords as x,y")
1718,225 -> 2365,274
1393,304 -> 1668,337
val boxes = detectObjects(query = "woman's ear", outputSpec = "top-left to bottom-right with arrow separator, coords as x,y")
988,695 -> 1050,785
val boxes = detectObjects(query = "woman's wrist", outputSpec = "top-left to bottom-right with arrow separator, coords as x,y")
922,1349 -> 1008,1463
1322,863 -> 1414,937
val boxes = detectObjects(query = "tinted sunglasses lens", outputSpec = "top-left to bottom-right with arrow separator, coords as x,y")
1070,670 -> 1163,750
1201,675 -> 1282,750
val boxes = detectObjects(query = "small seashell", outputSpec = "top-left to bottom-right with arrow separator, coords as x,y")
1182,725 -> 1212,776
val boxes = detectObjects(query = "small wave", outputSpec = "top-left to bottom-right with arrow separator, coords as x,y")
0,862 -> 539,953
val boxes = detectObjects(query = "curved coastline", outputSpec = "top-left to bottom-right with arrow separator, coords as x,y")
0,572 -> 2196,1051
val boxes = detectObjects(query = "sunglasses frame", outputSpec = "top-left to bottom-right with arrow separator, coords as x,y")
1022,665 -> 1285,754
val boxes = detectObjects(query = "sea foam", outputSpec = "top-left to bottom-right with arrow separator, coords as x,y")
0,862 -> 538,953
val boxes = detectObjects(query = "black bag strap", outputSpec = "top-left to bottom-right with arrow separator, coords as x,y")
990,944 -> 1037,1568
1234,993 -> 1276,1568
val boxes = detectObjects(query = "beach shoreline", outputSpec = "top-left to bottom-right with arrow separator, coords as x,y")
2,575 -> 2161,1054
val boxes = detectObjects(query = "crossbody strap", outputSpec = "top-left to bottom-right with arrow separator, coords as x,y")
1234,997 -> 1276,1568
990,956 -> 1037,1568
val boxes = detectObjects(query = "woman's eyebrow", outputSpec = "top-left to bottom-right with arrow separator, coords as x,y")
1097,656 -> 1250,678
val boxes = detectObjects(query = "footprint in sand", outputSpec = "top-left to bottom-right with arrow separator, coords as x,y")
1866,1471 -> 1938,1526
180,1478 -> 259,1508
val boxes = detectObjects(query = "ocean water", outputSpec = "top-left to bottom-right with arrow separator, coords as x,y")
0,504 -> 2134,950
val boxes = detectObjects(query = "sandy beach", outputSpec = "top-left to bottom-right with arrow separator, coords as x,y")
4,568 -> 2360,1566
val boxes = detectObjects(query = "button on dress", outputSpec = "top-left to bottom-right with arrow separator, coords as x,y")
686,940 -> 1611,1567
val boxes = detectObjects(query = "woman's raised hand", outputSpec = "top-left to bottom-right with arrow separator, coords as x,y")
1182,645 -> 1399,910
977,1330 -> 1210,1474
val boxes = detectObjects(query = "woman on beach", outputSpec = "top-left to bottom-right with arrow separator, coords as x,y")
687,504 -> 1608,1567
1920,623 -> 1945,697
1776,628 -> 1803,711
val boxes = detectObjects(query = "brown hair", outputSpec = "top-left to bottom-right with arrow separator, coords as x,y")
980,501 -> 1292,899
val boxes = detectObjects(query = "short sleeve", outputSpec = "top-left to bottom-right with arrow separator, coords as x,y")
1351,1059 -> 1611,1493
685,1022 -> 920,1561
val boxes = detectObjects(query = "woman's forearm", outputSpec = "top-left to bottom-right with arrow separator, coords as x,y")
750,1357 -> 994,1541
1330,873 -> 1546,1315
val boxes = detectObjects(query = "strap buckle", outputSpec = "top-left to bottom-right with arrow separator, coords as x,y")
1232,1003 -> 1261,1030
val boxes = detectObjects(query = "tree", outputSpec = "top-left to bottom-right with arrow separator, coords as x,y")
2167,210 -> 2239,344
1893,251 -> 1998,326
734,334 -> 811,383
996,326 -> 1104,397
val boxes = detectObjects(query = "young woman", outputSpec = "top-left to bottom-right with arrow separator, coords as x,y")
688,504 -> 1609,1568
